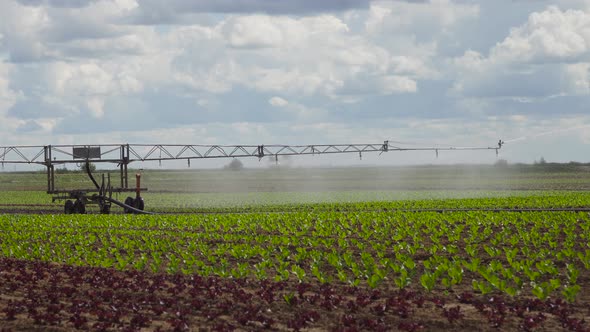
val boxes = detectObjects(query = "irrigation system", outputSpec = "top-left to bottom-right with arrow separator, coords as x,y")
0,140 -> 504,214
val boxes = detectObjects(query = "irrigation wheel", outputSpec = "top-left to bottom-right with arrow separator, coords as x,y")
134,197 -> 145,211
124,197 -> 134,214
64,200 -> 74,214
73,199 -> 86,214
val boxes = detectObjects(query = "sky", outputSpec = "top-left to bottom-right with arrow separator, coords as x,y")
1,0 -> 590,168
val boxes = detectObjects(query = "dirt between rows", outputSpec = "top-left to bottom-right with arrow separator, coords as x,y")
0,258 -> 588,331
0,209 -> 61,215
0,204 -> 61,215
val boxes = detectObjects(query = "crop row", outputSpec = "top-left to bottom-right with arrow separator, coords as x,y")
142,191 -> 590,213
1,211 -> 589,304
4,190 -> 590,214
0,257 -> 587,331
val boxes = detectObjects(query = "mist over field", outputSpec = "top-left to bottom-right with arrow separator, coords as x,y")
2,163 -> 589,195
127,162 -> 590,194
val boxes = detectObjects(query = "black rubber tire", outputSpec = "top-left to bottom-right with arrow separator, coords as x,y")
100,204 -> 111,214
124,197 -> 134,214
134,197 -> 144,211
64,200 -> 74,214
73,199 -> 85,214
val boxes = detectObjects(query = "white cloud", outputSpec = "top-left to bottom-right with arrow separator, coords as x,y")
366,0 -> 479,34
453,50 -> 486,74
0,60 -> 24,138
0,1 -> 52,61
0,61 -> 19,114
44,58 -> 147,98
453,6 -> 590,99
87,97 -> 105,118
268,97 -> 327,122
49,62 -> 112,96
247,68 -> 338,96
165,13 -> 421,98
380,75 -> 417,94
564,62 -> 590,94
1,1 -> 435,119
231,122 -> 269,137
509,114 -> 528,123
0,0 -> 149,62
390,55 -> 438,79
365,3 -> 391,33
41,1 -> 133,42
269,96 -> 288,107
173,60 -> 237,94
223,16 -> 285,48
491,6 -> 590,63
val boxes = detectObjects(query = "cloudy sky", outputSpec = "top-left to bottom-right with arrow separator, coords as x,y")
1,0 -> 590,167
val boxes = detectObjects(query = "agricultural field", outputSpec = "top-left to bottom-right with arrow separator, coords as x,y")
1,165 -> 590,331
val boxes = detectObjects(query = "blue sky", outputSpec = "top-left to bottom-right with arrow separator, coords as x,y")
1,0 -> 590,167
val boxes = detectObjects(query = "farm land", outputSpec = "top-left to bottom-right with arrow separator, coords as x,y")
1,164 -> 590,331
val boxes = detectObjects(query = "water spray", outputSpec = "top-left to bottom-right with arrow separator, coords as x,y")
504,124 -> 590,144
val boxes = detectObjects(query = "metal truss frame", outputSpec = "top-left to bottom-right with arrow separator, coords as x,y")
0,141 -> 503,193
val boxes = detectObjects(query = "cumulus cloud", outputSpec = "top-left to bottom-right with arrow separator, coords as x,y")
390,55 -> 439,79
0,0 -> 145,62
380,76 -> 418,94
0,61 -> 24,138
220,14 -> 348,49
0,61 -> 20,114
166,13 -> 423,99
86,97 -> 105,118
564,62 -> 590,94
491,6 -> 590,63
336,74 -> 417,98
366,0 -> 479,35
4,57 -> 148,124
0,1 -> 52,62
0,0 -> 442,127
41,6 -> 130,43
269,97 -> 288,107
360,0 -> 478,81
453,5 -> 590,100
7,96 -> 72,119
269,99 -> 327,122
50,62 -> 111,95
15,120 -> 44,133
223,16 -> 285,49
